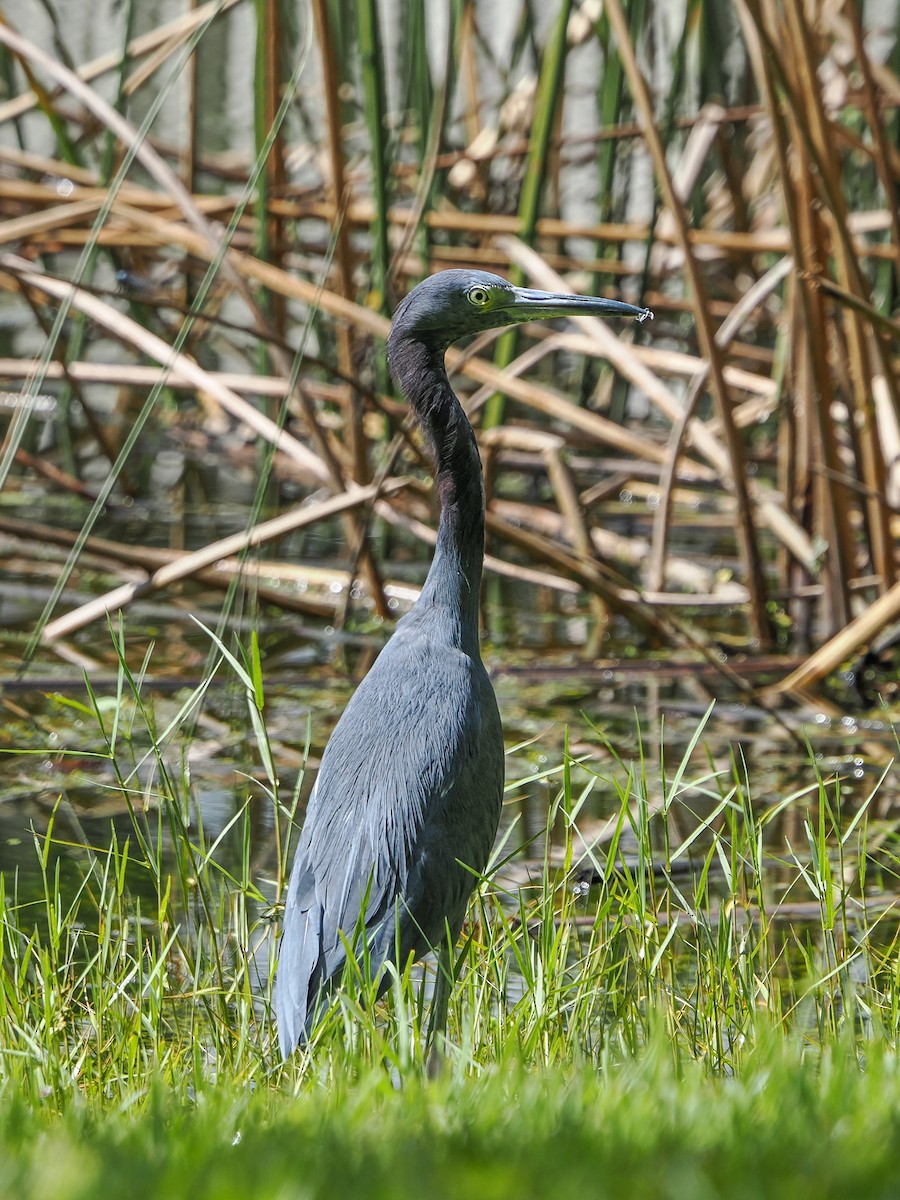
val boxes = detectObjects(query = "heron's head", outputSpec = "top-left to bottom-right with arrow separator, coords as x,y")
387,268 -> 651,357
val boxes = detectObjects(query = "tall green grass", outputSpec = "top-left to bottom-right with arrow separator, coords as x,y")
2,636 -> 898,1115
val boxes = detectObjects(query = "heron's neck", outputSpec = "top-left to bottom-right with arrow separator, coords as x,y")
390,337 -> 485,653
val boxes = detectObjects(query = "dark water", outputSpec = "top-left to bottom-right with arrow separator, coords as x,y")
2,561 -> 898,919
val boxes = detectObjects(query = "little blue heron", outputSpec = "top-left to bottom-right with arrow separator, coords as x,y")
274,269 -> 651,1057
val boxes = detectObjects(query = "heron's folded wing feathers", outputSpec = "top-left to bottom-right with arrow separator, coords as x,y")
274,630 -> 502,1052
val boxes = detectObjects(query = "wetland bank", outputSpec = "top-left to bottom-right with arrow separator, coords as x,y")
1,1 -> 900,1196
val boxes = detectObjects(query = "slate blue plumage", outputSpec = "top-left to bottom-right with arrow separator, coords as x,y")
274,270 -> 651,1057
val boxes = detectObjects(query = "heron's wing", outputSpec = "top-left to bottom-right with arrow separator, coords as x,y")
274,773 -> 404,1057
272,776 -> 326,1058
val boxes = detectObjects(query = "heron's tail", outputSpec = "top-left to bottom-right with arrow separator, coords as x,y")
273,885 -> 326,1059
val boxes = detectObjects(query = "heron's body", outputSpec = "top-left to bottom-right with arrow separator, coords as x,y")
276,616 -> 503,1054
274,270 -> 650,1057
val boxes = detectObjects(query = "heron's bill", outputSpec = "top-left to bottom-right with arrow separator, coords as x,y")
506,286 -> 653,324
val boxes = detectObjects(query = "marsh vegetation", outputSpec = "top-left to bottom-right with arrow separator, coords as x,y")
1,1 -> 900,1195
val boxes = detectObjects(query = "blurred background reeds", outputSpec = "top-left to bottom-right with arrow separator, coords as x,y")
0,0 -> 897,698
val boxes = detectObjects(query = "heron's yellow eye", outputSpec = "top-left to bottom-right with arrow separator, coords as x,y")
466,286 -> 491,307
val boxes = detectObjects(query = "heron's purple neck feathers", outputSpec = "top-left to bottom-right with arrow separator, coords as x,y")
388,335 -> 485,654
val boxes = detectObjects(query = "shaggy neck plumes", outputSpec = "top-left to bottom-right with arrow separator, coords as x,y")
387,334 -> 485,653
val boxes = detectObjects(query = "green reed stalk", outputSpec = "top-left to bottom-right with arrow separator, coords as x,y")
397,0 -> 434,281
401,0 -> 433,165
484,0 -> 572,429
